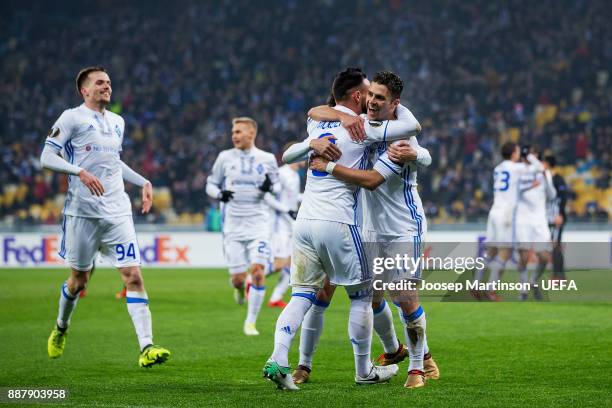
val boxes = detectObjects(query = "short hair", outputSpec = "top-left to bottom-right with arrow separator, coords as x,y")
232,117 -> 258,132
501,142 -> 517,159
372,71 -> 403,99
544,154 -> 557,168
332,67 -> 366,102
326,93 -> 336,107
76,66 -> 106,96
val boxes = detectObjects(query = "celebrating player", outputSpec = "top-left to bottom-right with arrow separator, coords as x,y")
263,67 -> 421,390
306,71 -> 439,388
206,117 -> 280,335
473,143 -> 545,301
515,148 -> 556,300
41,67 -> 170,367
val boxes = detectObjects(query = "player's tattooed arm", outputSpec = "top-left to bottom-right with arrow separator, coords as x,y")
308,105 -> 366,141
309,156 -> 384,191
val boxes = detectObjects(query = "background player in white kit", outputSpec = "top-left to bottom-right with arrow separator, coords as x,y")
264,148 -> 303,308
473,143 -> 544,301
263,67 -> 421,390
515,148 -> 556,300
41,67 -> 170,367
307,70 -> 439,389
206,117 -> 280,335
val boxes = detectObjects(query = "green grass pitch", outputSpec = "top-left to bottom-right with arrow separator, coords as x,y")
0,268 -> 610,407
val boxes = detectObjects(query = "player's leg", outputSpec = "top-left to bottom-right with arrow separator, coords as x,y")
224,237 -> 249,305
101,216 -> 170,366
264,220 -> 325,390
268,257 -> 290,307
551,223 -> 566,279
244,238 -> 271,334
394,288 -> 427,388
48,215 -> 98,359
517,247 -> 531,301
294,277 -> 336,384
372,290 -> 405,365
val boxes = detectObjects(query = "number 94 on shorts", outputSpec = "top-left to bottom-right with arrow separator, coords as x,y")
60,215 -> 141,271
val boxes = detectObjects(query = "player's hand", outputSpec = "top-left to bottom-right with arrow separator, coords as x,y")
259,174 -> 273,192
219,190 -> 234,202
340,114 -> 366,142
387,141 -> 418,164
288,210 -> 298,220
309,155 -> 329,172
141,181 -> 153,214
79,170 -> 104,196
309,136 -> 341,161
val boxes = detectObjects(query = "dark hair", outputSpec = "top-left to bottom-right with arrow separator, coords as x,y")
372,70 -> 403,99
331,67 -> 366,102
76,66 -> 106,96
326,93 -> 336,107
500,142 -> 517,159
544,155 -> 557,168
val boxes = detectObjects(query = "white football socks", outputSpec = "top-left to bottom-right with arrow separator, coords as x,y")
298,299 -> 329,368
488,257 -> 506,283
56,282 -> 79,330
373,299 -> 399,354
270,292 -> 314,367
269,267 -> 290,303
401,305 -> 427,372
126,291 -> 153,351
348,297 -> 374,378
246,285 -> 266,324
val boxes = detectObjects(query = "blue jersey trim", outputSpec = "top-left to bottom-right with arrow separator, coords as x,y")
377,158 -> 400,175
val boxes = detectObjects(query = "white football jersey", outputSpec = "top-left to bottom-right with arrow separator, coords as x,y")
298,105 -> 419,225
207,147 -> 279,239
362,139 -> 428,237
489,160 -> 527,215
517,169 -> 556,221
44,104 -> 131,218
272,164 -> 301,234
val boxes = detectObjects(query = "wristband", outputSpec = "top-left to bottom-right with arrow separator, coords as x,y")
325,161 -> 336,174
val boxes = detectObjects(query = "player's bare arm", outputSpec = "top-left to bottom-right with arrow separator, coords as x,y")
309,155 -> 384,191
308,105 -> 366,141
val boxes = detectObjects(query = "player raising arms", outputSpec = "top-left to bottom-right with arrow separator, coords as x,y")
42,67 -> 170,367
206,117 -> 280,335
307,70 -> 439,389
263,67 -> 421,390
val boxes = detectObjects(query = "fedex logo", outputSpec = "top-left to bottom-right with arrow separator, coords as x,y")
140,236 -> 189,264
3,236 -> 62,265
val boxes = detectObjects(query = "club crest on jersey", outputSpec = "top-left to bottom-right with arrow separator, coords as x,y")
48,127 -> 60,138
256,164 -> 264,174
368,120 -> 383,127
114,124 -> 121,138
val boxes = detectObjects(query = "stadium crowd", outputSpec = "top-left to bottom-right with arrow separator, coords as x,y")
0,0 -> 610,227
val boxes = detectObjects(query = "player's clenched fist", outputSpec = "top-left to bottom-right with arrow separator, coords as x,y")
309,136 -> 341,161
141,181 -> 153,214
78,169 -> 104,196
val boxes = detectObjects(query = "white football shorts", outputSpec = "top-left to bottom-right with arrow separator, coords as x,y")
59,215 -> 141,271
223,235 -> 271,274
485,208 -> 514,247
290,219 -> 370,289
515,217 -> 552,252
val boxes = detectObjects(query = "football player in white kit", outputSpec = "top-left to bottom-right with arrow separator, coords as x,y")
515,149 -> 556,300
41,67 -> 170,367
306,71 -> 439,389
263,67 -> 421,390
265,150 -> 303,308
473,143 -> 544,301
206,117 -> 280,335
